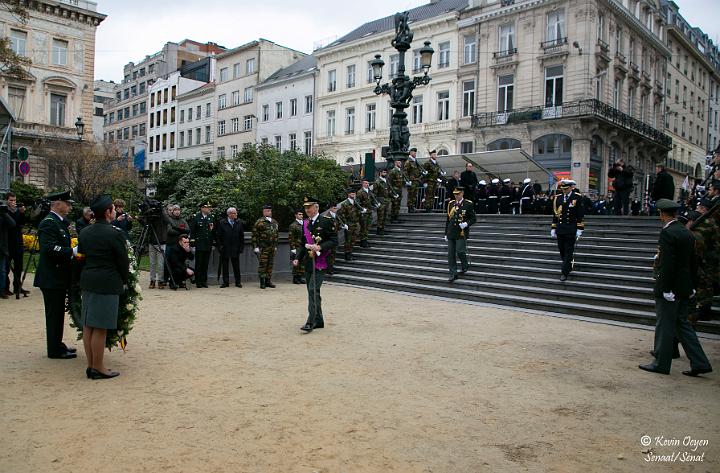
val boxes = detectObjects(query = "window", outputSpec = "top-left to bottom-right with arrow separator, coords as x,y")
347,64 -> 356,88
205,125 -> 211,143
162,109 -> 167,125
231,117 -> 239,133
10,30 -> 26,56
289,133 -> 297,150
220,68 -> 229,82
124,89 -> 130,100
366,103 -> 376,131
170,107 -> 175,123
139,123 -> 146,136
613,79 -> 622,109
180,131 -> 185,147
499,25 -> 515,53
261,137 -> 268,145
230,145 -> 238,157
546,10 -> 565,43
195,128 -> 200,144
132,125 -> 138,137
461,141 -> 474,154
8,86 -> 25,119
390,54 -> 399,78
595,74 -> 604,101
50,93 -> 66,126
233,63 -> 241,78
163,88 -> 168,103
628,87 -> 635,116
218,120 -> 226,135
171,86 -> 176,100
345,107 -> 355,134
148,63 -> 155,74
180,109 -> 185,123
438,42 -> 450,68
463,35 -> 477,64
462,80 -> 475,117
218,146 -> 226,159
274,135 -> 282,150
170,132 -> 175,149
616,28 -> 624,55
629,38 -> 635,64
218,94 -> 227,109
131,103 -> 138,117
262,104 -> 269,121
244,87 -> 253,103
187,131 -> 193,146
196,105 -> 201,119
246,58 -> 256,75
328,69 -> 337,92
155,135 -> 160,151
544,65 -> 564,107
413,50 -> 422,72
139,82 -> 146,94
597,13 -> 605,42
276,101 -> 283,119
150,113 -> 154,128
305,95 -> 313,114
304,131 -> 312,155
326,110 -> 336,137
367,61 -> 375,83
161,133 -> 167,150
147,135 -> 151,151
640,94 -> 647,122
232,90 -> 241,106
52,39 -> 68,66
290,98 -> 298,116
412,96 -> 423,124
140,102 -> 147,114
244,115 -> 253,131
206,103 -> 211,117
437,91 -> 450,121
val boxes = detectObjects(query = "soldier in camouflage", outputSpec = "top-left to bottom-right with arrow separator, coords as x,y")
690,199 -> 719,323
321,202 -> 343,275
404,148 -> 422,213
337,188 -> 361,260
356,179 -> 375,247
422,150 -> 442,212
288,209 -> 306,284
251,204 -> 279,289
374,168 -> 393,235
388,160 -> 405,223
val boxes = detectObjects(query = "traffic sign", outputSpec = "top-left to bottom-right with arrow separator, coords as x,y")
18,161 -> 30,176
17,146 -> 28,161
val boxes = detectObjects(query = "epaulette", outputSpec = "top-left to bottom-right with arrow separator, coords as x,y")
466,199 -> 473,204
322,214 -> 332,219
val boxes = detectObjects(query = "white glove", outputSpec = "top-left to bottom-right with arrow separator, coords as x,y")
423,183 -> 428,188
459,222 -> 468,229
72,246 -> 79,257
361,209 -> 367,214
576,230 -> 583,238
342,224 -> 349,230
254,247 -> 260,254
444,235 -> 448,242
663,291 -> 676,302
290,249 -> 296,255
405,181 -> 411,187
550,229 -> 556,238
437,178 -> 443,183
691,289 -> 696,298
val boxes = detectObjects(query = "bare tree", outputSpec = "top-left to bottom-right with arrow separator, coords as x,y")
0,1 -> 31,79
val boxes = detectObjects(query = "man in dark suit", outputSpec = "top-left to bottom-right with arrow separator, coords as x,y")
445,186 -> 476,282
639,199 -> 712,376
651,164 -> 675,202
189,203 -> 214,288
3,192 -> 28,298
33,190 -> 77,359
551,180 -> 585,281
460,162 -> 478,203
215,207 -> 244,288
293,197 -> 338,333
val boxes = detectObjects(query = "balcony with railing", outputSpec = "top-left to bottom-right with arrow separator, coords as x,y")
492,48 -> 518,66
595,39 -> 610,65
471,99 -> 672,149
539,37 -> 568,57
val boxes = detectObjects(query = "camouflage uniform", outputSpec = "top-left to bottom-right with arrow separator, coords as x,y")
388,165 -> 404,221
251,216 -> 278,281
690,218 -> 719,320
288,219 -> 305,280
404,157 -> 422,211
423,159 -> 442,211
373,175 -> 392,231
356,187 -> 374,243
321,209 -> 340,273
337,198 -> 360,257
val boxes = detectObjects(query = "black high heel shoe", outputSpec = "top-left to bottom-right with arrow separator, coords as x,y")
89,368 -> 120,380
86,367 -> 91,379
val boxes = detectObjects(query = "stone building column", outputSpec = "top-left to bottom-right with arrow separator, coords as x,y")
571,137 -> 591,192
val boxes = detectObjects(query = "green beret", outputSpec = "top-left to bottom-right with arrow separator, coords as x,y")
655,198 -> 679,211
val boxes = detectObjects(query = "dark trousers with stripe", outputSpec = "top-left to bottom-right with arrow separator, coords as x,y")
41,289 -> 67,356
557,233 -> 576,276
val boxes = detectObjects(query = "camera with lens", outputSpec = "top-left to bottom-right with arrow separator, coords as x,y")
29,198 -> 51,227
138,198 -> 162,219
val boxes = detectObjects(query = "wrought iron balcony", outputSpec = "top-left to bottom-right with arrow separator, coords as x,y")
471,99 -> 672,150
540,37 -> 568,54
492,48 -> 518,65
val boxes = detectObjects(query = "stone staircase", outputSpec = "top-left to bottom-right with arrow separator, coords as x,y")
331,213 -> 720,335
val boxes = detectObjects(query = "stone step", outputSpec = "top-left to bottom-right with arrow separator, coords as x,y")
387,222 -> 659,238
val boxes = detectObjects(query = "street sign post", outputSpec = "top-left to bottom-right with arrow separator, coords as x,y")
18,161 -> 30,176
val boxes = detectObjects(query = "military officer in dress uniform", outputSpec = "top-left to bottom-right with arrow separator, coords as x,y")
520,178 -> 535,214
251,204 -> 279,289
475,180 -> 488,214
445,186 -> 476,282
374,168 -> 392,235
487,178 -> 500,214
189,203 -> 214,288
551,180 -> 584,281
422,150 -> 442,212
404,148 -> 423,213
356,179 -> 376,246
293,197 -> 339,333
33,190 -> 78,359
288,209 -> 306,284
338,188 -> 361,260
499,178 -> 512,214
639,199 -> 712,377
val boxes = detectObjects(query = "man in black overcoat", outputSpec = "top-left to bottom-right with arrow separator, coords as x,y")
215,207 -> 245,288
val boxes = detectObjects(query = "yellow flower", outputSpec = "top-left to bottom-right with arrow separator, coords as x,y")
22,234 -> 39,251
71,237 -> 78,248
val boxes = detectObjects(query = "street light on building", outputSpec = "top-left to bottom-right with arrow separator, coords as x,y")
371,11 -> 433,165
75,117 -> 85,142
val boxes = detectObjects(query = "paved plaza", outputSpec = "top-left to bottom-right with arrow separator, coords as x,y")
1,273 -> 719,472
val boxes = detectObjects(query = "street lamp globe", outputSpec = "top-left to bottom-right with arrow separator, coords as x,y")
371,54 -> 385,83
419,41 -> 434,74
74,116 -> 85,141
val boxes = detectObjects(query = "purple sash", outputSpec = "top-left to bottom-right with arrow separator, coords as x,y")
303,220 -> 329,270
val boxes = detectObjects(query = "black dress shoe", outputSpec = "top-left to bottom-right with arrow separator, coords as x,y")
638,363 -> 669,375
235,283 -> 243,288
86,367 -> 92,379
314,322 -> 324,329
682,368 -> 712,377
266,280 -> 276,288
300,323 -> 314,333
298,277 -> 306,284
220,283 -> 229,288
48,351 -> 77,359
202,284 -> 209,288
89,368 -> 120,379
61,345 -> 77,354
448,275 -> 458,283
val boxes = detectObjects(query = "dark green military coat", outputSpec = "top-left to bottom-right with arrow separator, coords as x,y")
78,220 -> 130,294
654,220 -> 697,299
445,198 -> 477,240
189,212 -> 215,251
34,212 -> 73,289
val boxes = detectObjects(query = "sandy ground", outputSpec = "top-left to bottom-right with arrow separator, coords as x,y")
1,272 -> 719,473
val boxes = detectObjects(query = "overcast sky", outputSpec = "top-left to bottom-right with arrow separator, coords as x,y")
93,0 -> 720,82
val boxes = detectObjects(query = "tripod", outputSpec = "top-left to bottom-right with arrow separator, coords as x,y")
19,238 -> 39,299
134,220 -> 178,289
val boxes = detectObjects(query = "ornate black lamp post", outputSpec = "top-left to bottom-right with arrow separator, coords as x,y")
74,116 -> 85,142
371,12 -> 434,164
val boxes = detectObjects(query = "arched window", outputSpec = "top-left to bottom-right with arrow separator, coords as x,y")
609,142 -> 621,163
345,157 -> 355,164
437,148 -> 450,156
487,138 -> 521,151
532,134 -> 572,170
694,163 -> 703,178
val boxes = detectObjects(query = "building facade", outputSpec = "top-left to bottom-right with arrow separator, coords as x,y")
92,79 -> 114,141
145,71 -> 206,170
104,39 -> 224,166
255,55 -> 317,154
0,0 -> 106,188
214,39 -> 304,159
313,0 -> 468,165
176,82 -> 216,162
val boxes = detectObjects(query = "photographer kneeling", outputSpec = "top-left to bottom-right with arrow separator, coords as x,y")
166,234 -> 194,290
